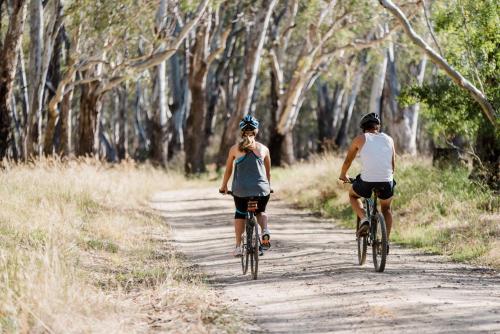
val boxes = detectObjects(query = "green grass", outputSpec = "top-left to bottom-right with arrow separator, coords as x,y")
275,154 -> 499,268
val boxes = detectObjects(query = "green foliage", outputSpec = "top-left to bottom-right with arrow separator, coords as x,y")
401,0 -> 499,141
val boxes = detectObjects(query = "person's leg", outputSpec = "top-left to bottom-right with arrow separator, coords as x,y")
233,196 -> 248,256
379,197 -> 393,237
349,188 -> 366,220
234,218 -> 245,246
256,212 -> 268,232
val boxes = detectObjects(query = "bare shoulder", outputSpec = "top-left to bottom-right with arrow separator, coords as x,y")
228,144 -> 239,157
352,134 -> 365,147
257,142 -> 270,157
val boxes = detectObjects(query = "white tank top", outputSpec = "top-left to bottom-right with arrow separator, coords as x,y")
359,132 -> 394,182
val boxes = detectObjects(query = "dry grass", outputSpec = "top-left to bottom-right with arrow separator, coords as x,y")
0,158 -> 242,333
274,153 -> 500,269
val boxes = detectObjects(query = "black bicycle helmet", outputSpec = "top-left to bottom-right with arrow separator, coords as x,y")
239,115 -> 259,131
359,112 -> 380,129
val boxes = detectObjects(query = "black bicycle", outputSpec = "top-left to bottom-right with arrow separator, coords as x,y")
348,178 -> 388,272
220,190 -> 261,280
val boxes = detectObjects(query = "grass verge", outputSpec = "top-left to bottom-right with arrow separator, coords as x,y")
0,159 -> 243,333
273,154 -> 499,269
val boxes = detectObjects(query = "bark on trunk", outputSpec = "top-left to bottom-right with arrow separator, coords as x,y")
0,0 -> 27,159
335,53 -> 368,148
25,0 -> 62,158
115,84 -> 129,160
77,82 -> 100,156
317,81 -> 344,152
44,25 -> 64,155
386,52 -> 427,155
149,60 -> 170,166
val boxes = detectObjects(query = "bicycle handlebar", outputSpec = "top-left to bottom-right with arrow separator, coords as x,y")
340,177 -> 356,184
219,189 -> 274,195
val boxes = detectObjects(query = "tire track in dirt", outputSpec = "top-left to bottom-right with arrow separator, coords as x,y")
151,188 -> 500,334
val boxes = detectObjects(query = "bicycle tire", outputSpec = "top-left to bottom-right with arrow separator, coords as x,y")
356,217 -> 367,265
251,222 -> 259,280
241,230 -> 249,275
246,220 -> 254,275
372,212 -> 388,272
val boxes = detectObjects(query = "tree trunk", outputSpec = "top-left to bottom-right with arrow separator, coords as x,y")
44,25 -> 64,155
25,0 -> 62,158
317,80 -> 344,152
185,80 -> 207,174
115,83 -> 129,160
149,60 -> 170,166
369,50 -> 388,117
77,82 -> 100,156
167,46 -> 187,160
335,53 -> 368,148
386,52 -> 427,155
0,0 -> 27,159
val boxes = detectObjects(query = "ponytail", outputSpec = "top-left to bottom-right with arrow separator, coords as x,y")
238,130 -> 257,152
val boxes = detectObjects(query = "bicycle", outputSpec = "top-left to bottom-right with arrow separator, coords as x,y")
347,178 -> 388,272
219,190 -> 264,280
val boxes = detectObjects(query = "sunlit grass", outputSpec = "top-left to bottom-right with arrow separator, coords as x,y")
0,158 -> 241,333
274,153 -> 499,268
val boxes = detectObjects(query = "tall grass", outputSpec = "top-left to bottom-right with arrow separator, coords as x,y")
273,154 -> 499,268
0,159 -> 240,333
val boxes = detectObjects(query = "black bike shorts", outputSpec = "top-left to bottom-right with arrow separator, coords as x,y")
233,195 -> 270,219
352,174 -> 396,200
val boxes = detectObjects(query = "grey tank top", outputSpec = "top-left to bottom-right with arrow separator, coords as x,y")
232,150 -> 271,198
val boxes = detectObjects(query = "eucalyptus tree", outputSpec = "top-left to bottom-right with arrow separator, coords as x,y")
215,0 -> 278,168
184,4 -> 230,174
0,0 -> 27,160
266,0 -> 396,165
46,0 -> 210,158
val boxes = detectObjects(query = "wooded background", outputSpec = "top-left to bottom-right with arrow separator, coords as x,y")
0,0 -> 497,184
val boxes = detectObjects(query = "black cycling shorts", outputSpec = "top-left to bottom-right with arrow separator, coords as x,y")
352,174 -> 396,200
233,195 -> 270,219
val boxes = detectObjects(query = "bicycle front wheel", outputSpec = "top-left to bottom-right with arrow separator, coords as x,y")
356,217 -> 367,265
372,212 -> 388,272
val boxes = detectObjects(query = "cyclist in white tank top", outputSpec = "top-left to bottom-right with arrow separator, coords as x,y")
339,113 -> 396,251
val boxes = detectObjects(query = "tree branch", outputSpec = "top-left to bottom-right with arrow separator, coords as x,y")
378,0 -> 497,127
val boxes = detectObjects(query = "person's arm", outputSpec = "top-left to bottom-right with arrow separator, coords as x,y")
392,142 -> 396,173
264,147 -> 271,184
339,135 -> 363,182
220,146 -> 235,193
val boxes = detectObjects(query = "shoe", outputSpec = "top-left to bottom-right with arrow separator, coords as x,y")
232,246 -> 242,257
259,245 -> 264,256
261,229 -> 271,250
356,219 -> 369,238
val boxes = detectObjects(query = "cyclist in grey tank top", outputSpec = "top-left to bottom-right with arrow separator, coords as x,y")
220,115 -> 272,257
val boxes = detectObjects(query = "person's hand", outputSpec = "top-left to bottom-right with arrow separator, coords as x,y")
339,174 -> 350,183
219,184 -> 228,194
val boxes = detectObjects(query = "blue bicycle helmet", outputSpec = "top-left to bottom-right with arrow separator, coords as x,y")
239,115 -> 259,131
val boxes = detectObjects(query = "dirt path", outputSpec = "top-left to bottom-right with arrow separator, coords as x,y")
151,188 -> 500,333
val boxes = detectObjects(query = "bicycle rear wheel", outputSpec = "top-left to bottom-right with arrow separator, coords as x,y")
251,222 -> 259,280
372,212 -> 388,272
241,231 -> 249,275
356,217 -> 367,265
